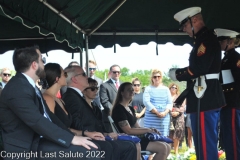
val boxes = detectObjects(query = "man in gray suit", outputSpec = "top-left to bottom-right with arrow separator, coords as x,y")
100,64 -> 122,116
85,60 -> 103,106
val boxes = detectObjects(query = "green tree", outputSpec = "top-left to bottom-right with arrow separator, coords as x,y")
95,69 -> 109,81
121,67 -> 130,76
94,67 -> 186,92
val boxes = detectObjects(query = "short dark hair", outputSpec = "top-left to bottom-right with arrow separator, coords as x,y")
13,45 -> 40,72
87,77 -> 98,86
109,64 -> 121,71
44,63 -> 62,88
68,61 -> 79,67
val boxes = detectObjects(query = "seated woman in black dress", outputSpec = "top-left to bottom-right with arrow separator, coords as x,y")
112,82 -> 171,160
42,63 -> 114,160
83,78 -> 140,160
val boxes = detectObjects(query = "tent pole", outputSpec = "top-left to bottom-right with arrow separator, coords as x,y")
85,34 -> 89,77
39,0 -> 86,34
92,32 -> 187,36
80,50 -> 83,67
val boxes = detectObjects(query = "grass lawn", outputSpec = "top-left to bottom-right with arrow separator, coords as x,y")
170,139 -> 189,154
167,139 -> 196,160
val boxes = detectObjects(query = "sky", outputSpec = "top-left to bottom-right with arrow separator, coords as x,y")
2,41 -> 236,74
0,42 -> 193,74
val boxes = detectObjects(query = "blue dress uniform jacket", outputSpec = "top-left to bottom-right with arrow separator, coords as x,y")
219,48 -> 240,160
175,27 -> 226,113
219,48 -> 240,108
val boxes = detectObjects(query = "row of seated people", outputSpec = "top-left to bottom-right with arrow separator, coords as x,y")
0,47 -> 135,160
42,63 -> 171,160
0,46 -> 171,160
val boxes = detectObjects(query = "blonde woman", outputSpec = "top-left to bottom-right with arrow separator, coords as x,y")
143,69 -> 172,136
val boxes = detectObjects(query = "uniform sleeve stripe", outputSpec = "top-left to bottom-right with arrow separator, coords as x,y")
187,68 -> 194,76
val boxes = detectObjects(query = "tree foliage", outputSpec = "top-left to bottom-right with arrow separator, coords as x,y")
95,67 -> 186,92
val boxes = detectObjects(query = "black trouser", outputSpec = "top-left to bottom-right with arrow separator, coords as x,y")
106,140 -> 137,160
37,139 -> 136,160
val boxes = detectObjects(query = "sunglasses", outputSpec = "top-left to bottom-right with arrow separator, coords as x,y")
112,71 -> 121,74
85,86 -> 99,91
133,84 -> 140,87
171,87 -> 177,89
89,68 -> 96,71
74,72 -> 87,77
3,73 -> 11,77
153,76 -> 161,79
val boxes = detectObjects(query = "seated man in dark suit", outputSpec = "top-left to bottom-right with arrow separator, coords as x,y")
0,46 -> 100,160
62,66 -> 137,160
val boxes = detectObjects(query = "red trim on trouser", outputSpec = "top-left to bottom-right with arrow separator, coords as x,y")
200,112 -> 207,160
232,108 -> 237,160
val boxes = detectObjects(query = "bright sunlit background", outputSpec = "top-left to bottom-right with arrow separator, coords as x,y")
0,41 -> 233,73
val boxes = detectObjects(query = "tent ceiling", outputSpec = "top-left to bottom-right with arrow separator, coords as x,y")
0,0 -> 240,53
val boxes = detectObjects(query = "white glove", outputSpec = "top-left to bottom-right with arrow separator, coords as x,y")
168,68 -> 178,81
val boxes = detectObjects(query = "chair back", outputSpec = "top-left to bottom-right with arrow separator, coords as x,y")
107,116 -> 119,133
107,116 -> 153,157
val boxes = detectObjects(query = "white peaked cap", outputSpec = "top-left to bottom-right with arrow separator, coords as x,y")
174,7 -> 201,24
214,28 -> 239,39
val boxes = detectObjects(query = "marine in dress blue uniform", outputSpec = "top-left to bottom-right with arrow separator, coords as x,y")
215,28 -> 240,160
169,7 -> 226,160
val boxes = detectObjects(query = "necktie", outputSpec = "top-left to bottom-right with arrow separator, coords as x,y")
115,81 -> 119,89
35,86 -> 52,121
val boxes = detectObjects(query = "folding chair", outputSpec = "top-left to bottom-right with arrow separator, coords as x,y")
107,116 -> 153,159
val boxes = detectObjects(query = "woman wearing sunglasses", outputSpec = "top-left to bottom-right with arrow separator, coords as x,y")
82,78 -> 138,160
168,83 -> 186,157
82,78 -> 101,108
143,69 -> 172,137
42,63 -> 117,158
131,78 -> 146,127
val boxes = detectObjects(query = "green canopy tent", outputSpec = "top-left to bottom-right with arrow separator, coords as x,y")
0,0 -> 124,67
1,0 -> 240,152
0,0 -> 240,68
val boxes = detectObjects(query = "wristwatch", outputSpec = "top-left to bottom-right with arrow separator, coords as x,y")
82,130 -> 89,136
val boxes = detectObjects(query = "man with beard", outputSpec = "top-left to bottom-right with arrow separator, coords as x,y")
0,46 -> 101,160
